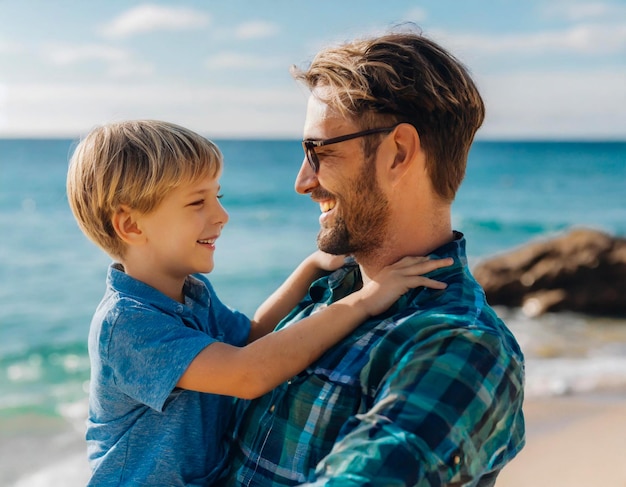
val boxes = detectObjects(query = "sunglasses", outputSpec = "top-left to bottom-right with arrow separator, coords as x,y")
302,125 -> 398,173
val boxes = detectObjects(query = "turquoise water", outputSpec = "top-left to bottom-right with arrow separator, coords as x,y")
1,138 -> 626,484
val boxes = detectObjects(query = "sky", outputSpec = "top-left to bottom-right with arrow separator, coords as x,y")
0,0 -> 625,140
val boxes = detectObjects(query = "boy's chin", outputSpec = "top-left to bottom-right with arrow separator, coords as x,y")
194,261 -> 215,275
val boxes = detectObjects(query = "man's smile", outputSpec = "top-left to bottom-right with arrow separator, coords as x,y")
320,200 -> 336,213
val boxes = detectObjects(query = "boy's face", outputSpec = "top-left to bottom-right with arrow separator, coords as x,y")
137,172 -> 228,280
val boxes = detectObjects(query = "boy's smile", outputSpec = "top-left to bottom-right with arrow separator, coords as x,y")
197,238 -> 217,249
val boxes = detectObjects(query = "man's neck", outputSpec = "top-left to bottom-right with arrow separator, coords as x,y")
357,225 -> 455,286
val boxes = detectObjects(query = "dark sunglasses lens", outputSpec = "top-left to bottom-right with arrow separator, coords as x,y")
306,147 -> 319,172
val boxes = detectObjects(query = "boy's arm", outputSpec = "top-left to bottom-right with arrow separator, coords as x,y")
177,256 -> 453,400
248,251 -> 345,342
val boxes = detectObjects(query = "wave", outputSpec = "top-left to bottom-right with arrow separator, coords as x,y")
525,356 -> 626,398
496,307 -> 626,398
0,342 -> 89,417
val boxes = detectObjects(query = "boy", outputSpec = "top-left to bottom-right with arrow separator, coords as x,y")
66,120 -> 451,486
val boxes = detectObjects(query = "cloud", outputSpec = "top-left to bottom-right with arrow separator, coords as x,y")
3,68 -> 624,140
107,61 -> 155,78
100,4 -> 210,39
0,40 -> 23,54
433,22 -> 626,58
41,43 -> 154,78
43,43 -> 131,65
0,84 -> 6,128
478,68 -> 626,139
0,82 -> 306,137
234,20 -> 279,40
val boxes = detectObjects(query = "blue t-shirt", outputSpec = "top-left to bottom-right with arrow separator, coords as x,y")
86,263 -> 251,486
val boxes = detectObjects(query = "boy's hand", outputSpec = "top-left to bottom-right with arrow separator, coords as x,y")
308,250 -> 348,272
359,256 -> 453,317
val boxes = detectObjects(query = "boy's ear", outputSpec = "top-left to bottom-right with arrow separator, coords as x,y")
111,205 -> 143,244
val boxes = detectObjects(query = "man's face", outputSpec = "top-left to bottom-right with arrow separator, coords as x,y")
296,92 -> 390,257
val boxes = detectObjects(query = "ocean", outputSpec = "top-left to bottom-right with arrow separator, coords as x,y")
1,138 -> 625,485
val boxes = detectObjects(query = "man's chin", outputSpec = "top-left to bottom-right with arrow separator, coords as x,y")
317,232 -> 351,256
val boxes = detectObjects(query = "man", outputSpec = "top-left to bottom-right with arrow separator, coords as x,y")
221,30 -> 525,486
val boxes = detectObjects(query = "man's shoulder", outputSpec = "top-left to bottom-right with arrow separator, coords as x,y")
376,286 -> 516,356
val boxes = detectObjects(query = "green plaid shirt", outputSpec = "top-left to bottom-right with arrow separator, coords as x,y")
220,233 -> 525,486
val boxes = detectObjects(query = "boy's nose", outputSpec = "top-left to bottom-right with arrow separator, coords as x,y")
215,202 -> 229,226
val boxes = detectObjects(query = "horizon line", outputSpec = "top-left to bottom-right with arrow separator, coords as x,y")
1,135 -> 625,143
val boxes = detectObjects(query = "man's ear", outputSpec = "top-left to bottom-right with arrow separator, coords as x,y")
111,205 -> 143,245
389,123 -> 421,174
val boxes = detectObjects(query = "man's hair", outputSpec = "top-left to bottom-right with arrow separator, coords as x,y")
291,30 -> 485,202
67,120 -> 222,259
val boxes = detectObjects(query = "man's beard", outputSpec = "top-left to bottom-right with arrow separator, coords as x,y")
316,163 -> 389,257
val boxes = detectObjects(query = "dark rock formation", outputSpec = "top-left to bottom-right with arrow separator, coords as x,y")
473,228 -> 626,317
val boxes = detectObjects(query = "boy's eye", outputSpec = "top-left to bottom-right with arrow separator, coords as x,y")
189,199 -> 204,207
217,193 -> 224,199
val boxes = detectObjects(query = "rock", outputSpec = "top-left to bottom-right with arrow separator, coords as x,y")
473,228 -> 626,316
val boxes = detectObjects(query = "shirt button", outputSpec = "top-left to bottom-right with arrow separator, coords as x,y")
269,405 -> 275,413
453,455 -> 461,465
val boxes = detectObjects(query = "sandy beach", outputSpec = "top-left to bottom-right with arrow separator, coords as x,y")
497,393 -> 626,487
4,392 -> 625,486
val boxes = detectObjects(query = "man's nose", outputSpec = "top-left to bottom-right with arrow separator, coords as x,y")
294,156 -> 318,195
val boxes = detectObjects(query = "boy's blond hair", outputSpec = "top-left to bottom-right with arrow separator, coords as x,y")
67,120 -> 222,259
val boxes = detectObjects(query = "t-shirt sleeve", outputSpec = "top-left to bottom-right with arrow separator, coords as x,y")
103,302 -> 216,412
